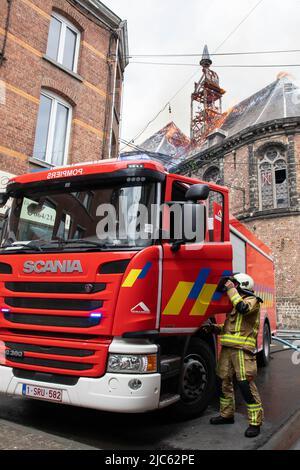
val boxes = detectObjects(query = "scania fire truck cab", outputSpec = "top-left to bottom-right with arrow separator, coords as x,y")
0,159 -> 276,418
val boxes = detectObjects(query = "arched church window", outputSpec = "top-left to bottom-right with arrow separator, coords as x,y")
258,146 -> 289,210
203,166 -> 221,184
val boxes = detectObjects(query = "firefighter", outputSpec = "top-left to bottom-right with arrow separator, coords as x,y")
207,273 -> 263,438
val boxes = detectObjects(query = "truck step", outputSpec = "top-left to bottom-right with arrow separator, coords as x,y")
159,393 -> 180,409
160,355 -> 181,376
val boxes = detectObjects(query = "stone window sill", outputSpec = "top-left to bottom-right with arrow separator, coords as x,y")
43,55 -> 83,82
29,157 -> 53,169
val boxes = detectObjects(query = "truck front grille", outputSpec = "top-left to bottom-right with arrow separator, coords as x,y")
7,356 -> 93,371
4,312 -> 101,328
5,282 -> 106,294
5,342 -> 94,357
3,337 -> 109,377
6,329 -> 99,340
4,297 -> 102,311
1,279 -> 110,378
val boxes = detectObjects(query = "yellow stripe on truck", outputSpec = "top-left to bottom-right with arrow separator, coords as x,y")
189,284 -> 217,316
163,282 -> 194,316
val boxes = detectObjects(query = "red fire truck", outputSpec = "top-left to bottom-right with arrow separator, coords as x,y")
0,159 -> 276,417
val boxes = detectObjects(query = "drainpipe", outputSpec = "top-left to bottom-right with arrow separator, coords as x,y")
108,24 -> 124,160
102,33 -> 114,160
0,0 -> 13,66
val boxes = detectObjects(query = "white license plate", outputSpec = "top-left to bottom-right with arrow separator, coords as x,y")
22,384 -> 63,403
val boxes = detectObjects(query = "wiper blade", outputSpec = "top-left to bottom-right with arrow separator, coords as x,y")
62,239 -> 106,247
1,241 -> 44,252
37,239 -> 107,249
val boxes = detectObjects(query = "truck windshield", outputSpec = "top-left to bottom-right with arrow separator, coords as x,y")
1,181 -> 157,251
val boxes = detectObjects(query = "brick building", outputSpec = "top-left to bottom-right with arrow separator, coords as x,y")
174,74 -> 300,329
0,0 -> 128,180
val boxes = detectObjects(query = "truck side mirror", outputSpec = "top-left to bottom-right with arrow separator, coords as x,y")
0,192 -> 9,207
185,184 -> 210,202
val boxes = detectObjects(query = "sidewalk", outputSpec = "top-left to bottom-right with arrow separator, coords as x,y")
0,419 -> 96,450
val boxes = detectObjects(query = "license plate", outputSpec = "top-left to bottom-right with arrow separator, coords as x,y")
22,384 -> 63,403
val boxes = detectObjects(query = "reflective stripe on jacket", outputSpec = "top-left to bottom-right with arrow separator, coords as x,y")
219,287 -> 260,353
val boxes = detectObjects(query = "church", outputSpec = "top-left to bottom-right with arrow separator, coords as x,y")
132,47 -> 300,329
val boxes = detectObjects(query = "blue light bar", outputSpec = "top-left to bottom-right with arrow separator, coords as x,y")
90,312 -> 103,318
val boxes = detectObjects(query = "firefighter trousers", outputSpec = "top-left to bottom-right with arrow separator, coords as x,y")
216,346 -> 263,426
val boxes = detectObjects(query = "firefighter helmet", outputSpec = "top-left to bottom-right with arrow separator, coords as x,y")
233,273 -> 254,291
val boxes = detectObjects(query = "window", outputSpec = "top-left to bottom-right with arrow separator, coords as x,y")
33,91 -> 72,167
258,146 -> 289,210
57,212 -> 72,239
203,166 -> 221,184
46,12 -> 80,72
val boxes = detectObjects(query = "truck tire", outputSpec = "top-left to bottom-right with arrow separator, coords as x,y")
257,322 -> 271,367
169,337 -> 215,419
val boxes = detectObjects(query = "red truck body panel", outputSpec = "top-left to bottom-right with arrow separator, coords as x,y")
0,159 -> 276,381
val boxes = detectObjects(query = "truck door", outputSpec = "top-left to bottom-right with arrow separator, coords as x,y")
160,178 -> 232,333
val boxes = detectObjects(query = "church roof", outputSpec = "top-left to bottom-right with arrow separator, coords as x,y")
220,74 -> 300,138
125,75 -> 300,169
140,122 -> 190,159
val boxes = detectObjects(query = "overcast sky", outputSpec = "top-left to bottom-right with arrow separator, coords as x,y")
105,0 -> 300,147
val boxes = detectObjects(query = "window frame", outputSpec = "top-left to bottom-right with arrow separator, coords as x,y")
47,11 -> 81,73
33,90 -> 72,167
258,147 -> 289,210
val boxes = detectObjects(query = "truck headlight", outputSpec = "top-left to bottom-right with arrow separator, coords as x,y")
107,353 -> 157,374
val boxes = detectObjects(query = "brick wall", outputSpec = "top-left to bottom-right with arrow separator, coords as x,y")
246,215 -> 300,328
277,299 -> 300,329
0,0 -> 124,177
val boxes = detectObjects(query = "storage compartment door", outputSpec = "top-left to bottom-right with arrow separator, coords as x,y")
230,231 -> 246,273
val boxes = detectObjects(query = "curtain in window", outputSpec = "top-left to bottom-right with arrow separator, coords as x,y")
33,95 -> 52,161
51,103 -> 69,166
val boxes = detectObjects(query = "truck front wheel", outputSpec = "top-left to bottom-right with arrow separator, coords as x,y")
170,338 -> 215,419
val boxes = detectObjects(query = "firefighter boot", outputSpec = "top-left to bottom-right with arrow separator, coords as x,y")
245,425 -> 260,438
210,416 -> 235,425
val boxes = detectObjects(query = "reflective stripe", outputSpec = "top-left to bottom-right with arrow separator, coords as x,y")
247,403 -> 262,410
220,338 -> 256,348
238,350 -> 246,380
220,397 -> 233,404
220,334 -> 256,347
235,313 -> 243,334
221,334 -> 256,344
247,403 -> 262,425
231,293 -> 243,306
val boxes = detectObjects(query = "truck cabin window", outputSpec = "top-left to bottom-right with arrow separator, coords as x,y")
2,182 -> 156,251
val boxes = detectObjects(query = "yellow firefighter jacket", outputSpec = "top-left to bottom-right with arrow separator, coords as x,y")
217,287 -> 261,353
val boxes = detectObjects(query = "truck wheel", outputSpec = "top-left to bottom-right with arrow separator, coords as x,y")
170,338 -> 215,419
257,323 -> 271,367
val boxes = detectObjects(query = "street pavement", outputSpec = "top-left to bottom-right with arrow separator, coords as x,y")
0,344 -> 299,450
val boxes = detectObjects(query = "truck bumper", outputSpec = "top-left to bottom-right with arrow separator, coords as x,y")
0,366 -> 161,413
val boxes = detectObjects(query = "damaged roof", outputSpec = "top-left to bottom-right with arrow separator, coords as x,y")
220,75 -> 300,137
140,122 -> 190,159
